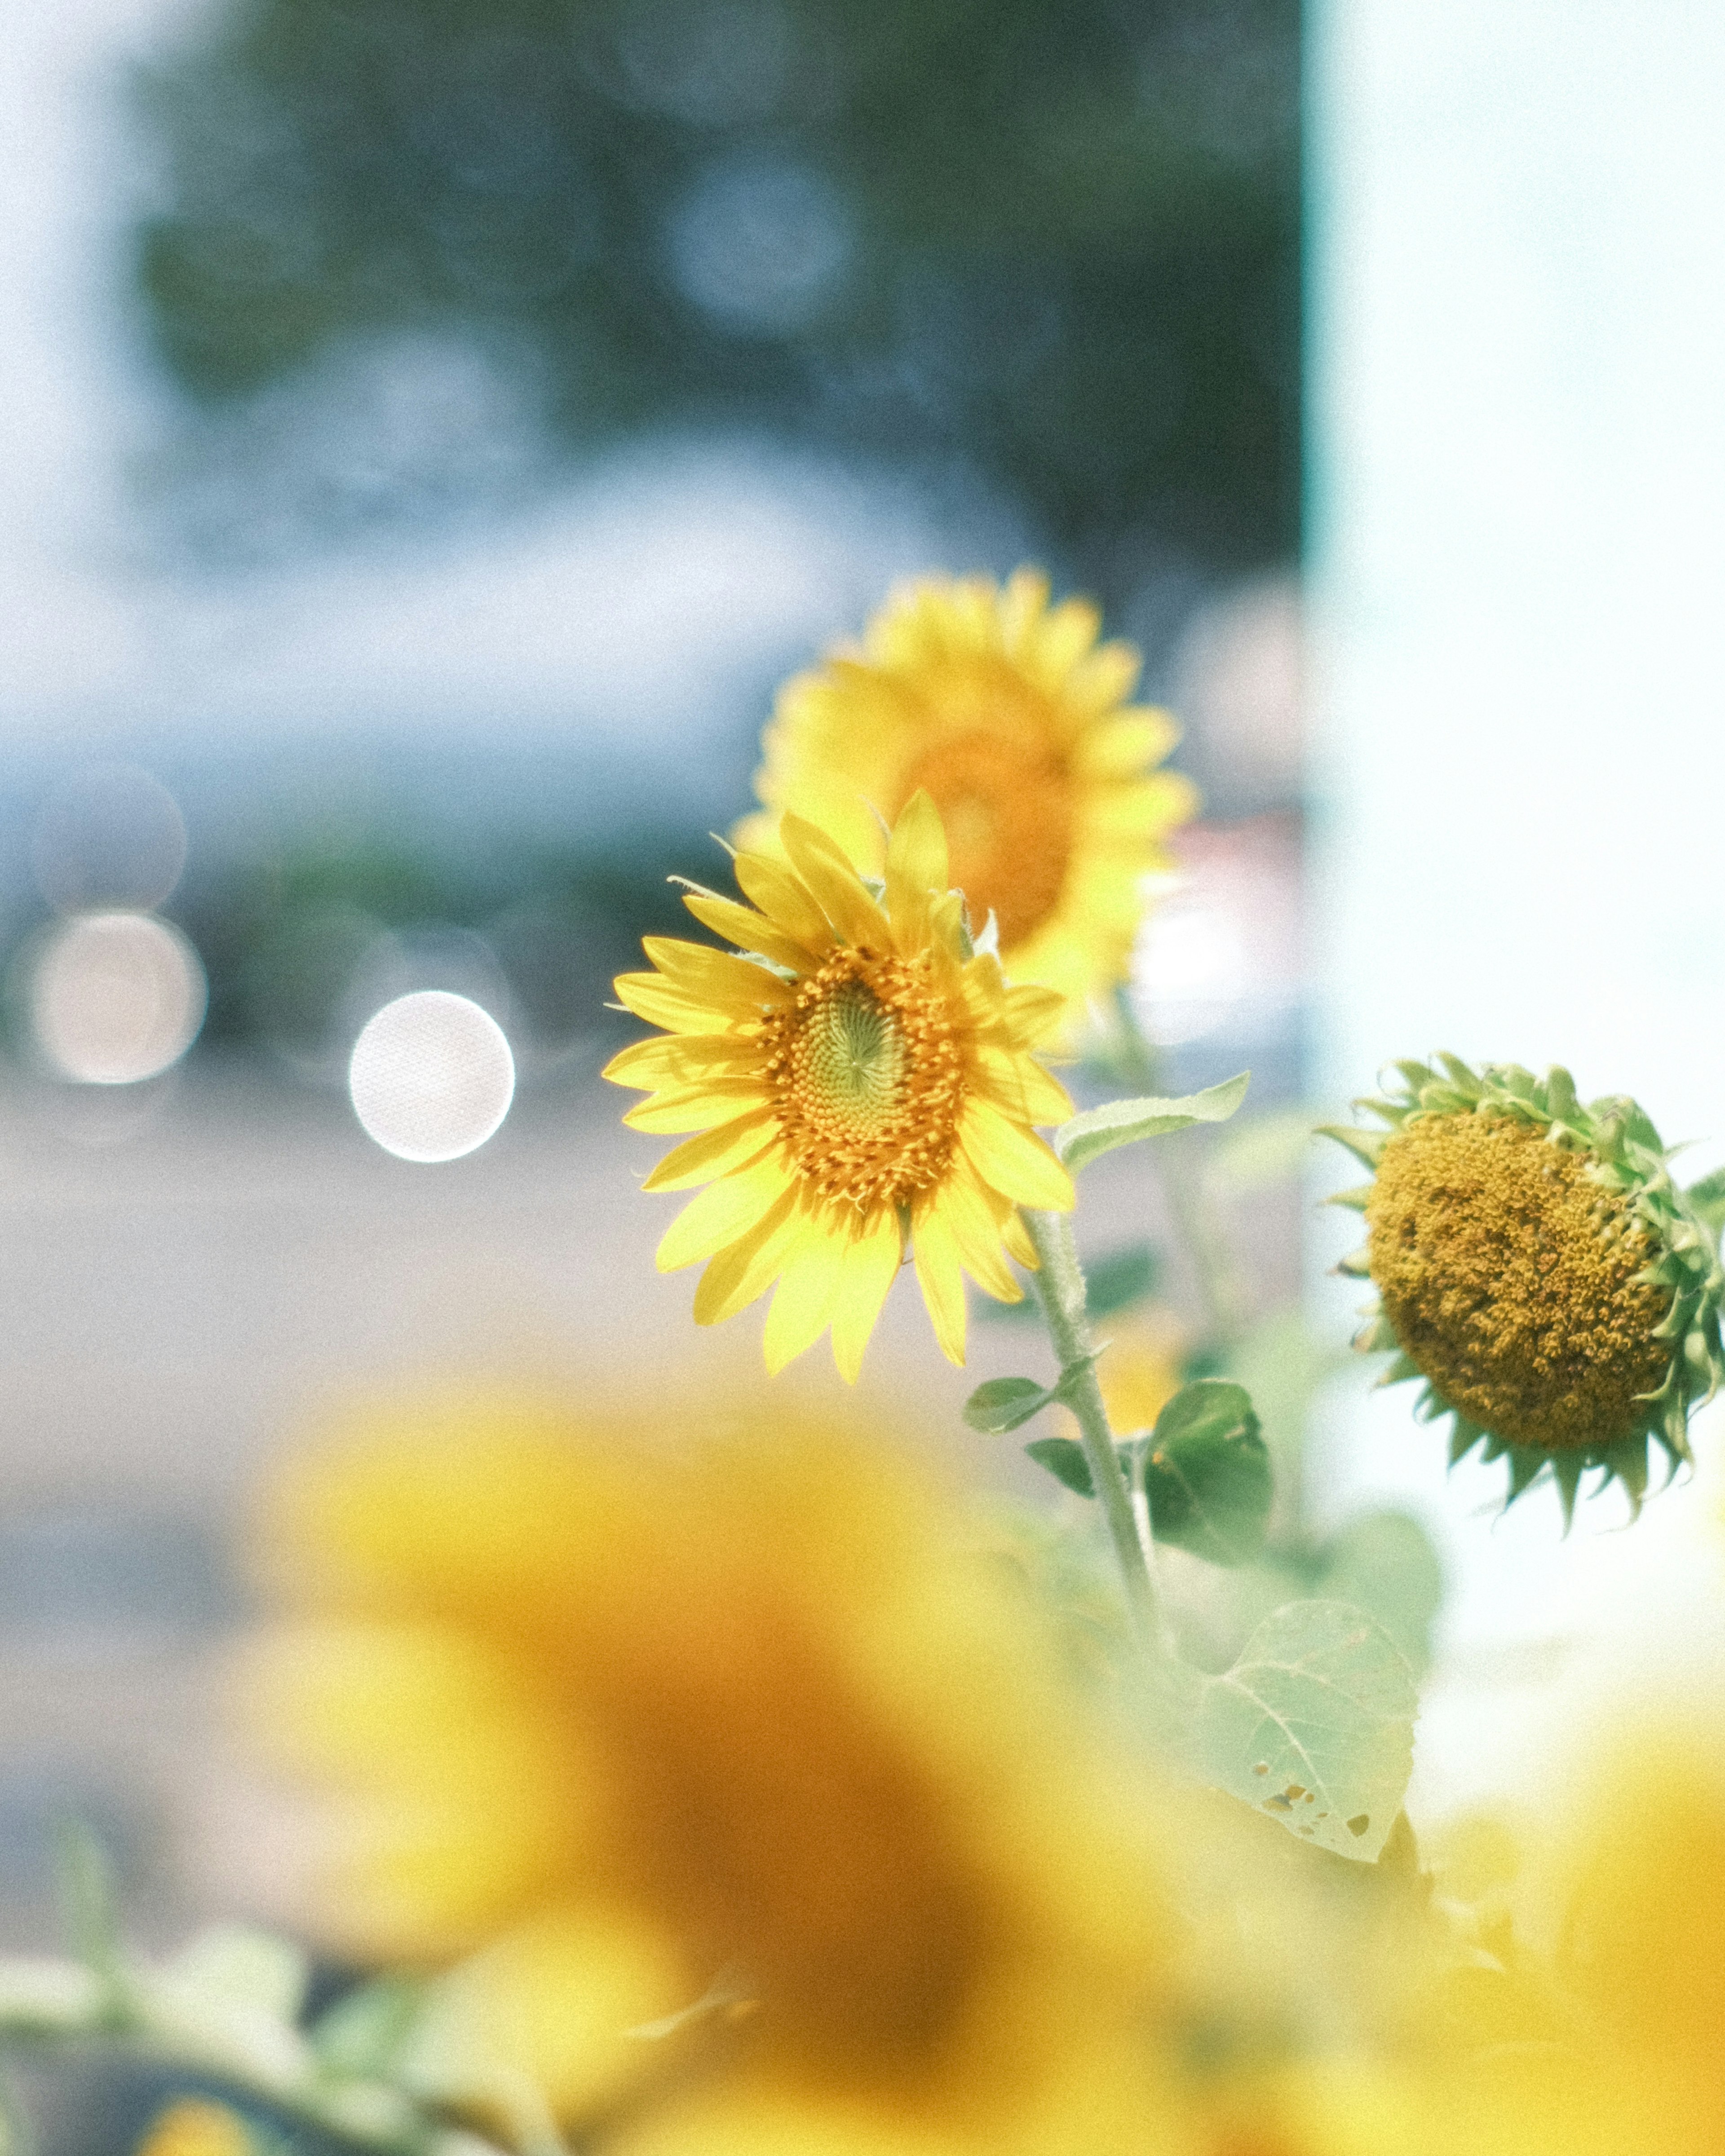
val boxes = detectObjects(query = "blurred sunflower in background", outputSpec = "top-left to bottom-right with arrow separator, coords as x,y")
607,793 -> 1074,1374
245,1391 -> 1185,2152
736,570 -> 1198,1037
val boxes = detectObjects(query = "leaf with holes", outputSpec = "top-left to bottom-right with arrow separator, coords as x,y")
1189,1599 -> 1416,1862
1054,1072 -> 1249,1174
1136,1379 -> 1270,1567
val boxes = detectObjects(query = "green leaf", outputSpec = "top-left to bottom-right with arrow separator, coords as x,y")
1136,1380 -> 1270,1567
1055,1072 -> 1250,1175
964,1376 -> 1061,1433
1084,1242 -> 1160,1319
1024,1436 -> 1095,1496
1188,1599 -> 1417,1862
1053,1072 -> 1250,1174
311,1973 -> 431,2079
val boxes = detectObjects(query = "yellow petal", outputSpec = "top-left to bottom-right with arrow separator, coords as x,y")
622,1082 -> 765,1135
732,849 -> 836,952
761,1216 -> 849,1373
931,1162 -> 1023,1304
778,814 -> 891,949
602,1033 -> 761,1089
882,788 -> 949,953
1000,983 -> 1070,1050
640,1111 -> 781,1193
971,1044 -> 1073,1126
1003,1208 -> 1038,1269
612,972 -> 757,1037
959,1097 -> 1075,1211
911,1201 -> 968,1366
680,893 -> 820,972
1069,711 -> 1174,780
829,1209 -> 904,1383
656,1156 -> 793,1272
692,1188 -> 802,1324
640,937 -> 796,1013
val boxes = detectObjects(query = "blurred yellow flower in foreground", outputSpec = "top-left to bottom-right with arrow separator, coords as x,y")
134,2102 -> 254,2156
607,793 -> 1074,1374
248,1392 -> 1184,2149
737,568 -> 1197,1033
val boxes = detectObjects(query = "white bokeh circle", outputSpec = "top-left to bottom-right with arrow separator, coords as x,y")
31,911 -> 208,1084
348,990 -> 515,1162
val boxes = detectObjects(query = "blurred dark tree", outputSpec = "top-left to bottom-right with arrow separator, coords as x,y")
133,0 -> 1299,575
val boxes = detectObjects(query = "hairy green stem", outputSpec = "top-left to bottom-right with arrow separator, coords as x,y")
1022,1207 -> 1166,1651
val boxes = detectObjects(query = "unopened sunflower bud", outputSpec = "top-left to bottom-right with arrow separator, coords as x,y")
1323,1056 -> 1725,1523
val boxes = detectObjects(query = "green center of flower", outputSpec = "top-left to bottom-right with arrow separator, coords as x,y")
762,950 -> 965,1212
794,980 -> 907,1139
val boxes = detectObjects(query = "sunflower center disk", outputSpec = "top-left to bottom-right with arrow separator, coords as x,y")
900,724 -> 1073,951
1366,1115 -> 1672,1453
767,953 -> 965,1212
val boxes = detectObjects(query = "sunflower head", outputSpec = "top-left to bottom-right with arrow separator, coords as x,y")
1325,1056 -> 1725,1522
734,568 -> 1198,1034
606,793 -> 1075,1378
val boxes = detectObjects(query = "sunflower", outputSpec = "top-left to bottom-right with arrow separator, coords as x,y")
1324,1056 -> 1725,1520
247,1394 -> 1183,2148
734,569 -> 1198,1033
605,793 -> 1075,1376
133,2104 -> 257,2156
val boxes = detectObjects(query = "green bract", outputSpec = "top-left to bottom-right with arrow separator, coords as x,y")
1323,1056 -> 1725,1523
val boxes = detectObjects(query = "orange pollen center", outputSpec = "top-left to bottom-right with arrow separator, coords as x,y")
761,950 -> 965,1211
898,726 -> 1073,950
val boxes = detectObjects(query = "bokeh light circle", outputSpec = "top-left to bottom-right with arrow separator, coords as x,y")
348,991 -> 516,1162
31,912 -> 208,1084
31,764 -> 189,912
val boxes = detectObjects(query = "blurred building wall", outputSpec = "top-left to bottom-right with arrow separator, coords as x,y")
1308,0 -> 1725,1809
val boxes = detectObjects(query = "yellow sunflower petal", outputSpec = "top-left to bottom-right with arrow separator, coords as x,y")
959,1097 -> 1075,1212
829,1209 -> 904,1384
732,849 -> 836,952
778,814 -> 891,949
656,1155 -> 794,1272
1003,1207 -> 1038,1270
972,1044 -> 1074,1127
641,1111 -> 781,1194
1069,711 -> 1176,779
692,1188 -> 802,1325
1000,983 -> 1070,1050
932,1162 -> 1023,1305
623,1082 -> 765,1135
680,893 -> 821,972
761,1215 -> 850,1374
882,789 -> 949,954
612,972 -> 758,1037
640,938 -> 796,1013
910,1200 -> 968,1366
602,1034 -> 761,1089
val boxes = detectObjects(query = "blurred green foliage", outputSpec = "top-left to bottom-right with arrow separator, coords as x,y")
133,0 -> 1298,573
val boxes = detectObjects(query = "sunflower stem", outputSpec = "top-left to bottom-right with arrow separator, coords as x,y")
1022,1208 -> 1168,1654
1107,988 -> 1250,1348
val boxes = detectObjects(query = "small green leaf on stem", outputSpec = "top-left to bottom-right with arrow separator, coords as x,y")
1054,1072 -> 1249,1174
1023,1436 -> 1097,1496
1136,1378 -> 1271,1567
964,1377 -> 1062,1433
